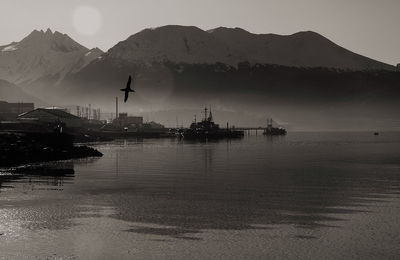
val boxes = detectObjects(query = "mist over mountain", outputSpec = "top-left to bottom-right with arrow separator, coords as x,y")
60,25 -> 396,98
0,79 -> 45,106
1,25 -> 400,130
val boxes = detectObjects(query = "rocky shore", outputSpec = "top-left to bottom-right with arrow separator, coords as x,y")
0,132 -> 102,167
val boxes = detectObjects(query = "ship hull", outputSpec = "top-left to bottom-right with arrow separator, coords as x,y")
183,130 -> 244,140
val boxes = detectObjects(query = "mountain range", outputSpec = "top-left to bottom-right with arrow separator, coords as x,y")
105,25 -> 394,70
0,79 -> 46,106
0,25 -> 395,87
0,29 -> 102,91
0,25 -> 399,130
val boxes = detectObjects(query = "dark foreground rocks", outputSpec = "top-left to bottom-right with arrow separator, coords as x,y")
0,132 -> 102,167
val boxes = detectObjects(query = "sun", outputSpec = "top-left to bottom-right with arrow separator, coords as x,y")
72,6 -> 102,36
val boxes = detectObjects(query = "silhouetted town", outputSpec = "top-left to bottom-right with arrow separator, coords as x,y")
0,99 -> 167,167
0,99 -> 168,139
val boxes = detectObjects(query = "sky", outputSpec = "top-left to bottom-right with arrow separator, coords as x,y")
1,0 -> 399,65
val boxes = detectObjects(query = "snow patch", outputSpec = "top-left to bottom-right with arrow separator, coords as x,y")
85,51 -> 92,56
2,45 -> 18,52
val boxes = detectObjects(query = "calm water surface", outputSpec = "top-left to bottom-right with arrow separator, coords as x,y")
1,132 -> 400,259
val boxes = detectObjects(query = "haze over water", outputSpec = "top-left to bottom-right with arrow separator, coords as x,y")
1,132 -> 400,259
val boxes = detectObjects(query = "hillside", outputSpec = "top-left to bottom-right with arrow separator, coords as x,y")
0,79 -> 46,106
209,27 -> 394,70
0,29 -> 103,85
60,25 -> 397,103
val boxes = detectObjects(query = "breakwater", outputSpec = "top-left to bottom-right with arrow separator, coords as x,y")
0,132 -> 102,167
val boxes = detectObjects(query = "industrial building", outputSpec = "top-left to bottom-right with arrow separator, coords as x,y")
112,113 -> 143,127
17,108 -> 84,128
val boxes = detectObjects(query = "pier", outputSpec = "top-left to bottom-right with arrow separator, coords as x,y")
234,127 -> 265,135
234,119 -> 287,136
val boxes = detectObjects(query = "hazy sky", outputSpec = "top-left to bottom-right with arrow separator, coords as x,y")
1,0 -> 399,65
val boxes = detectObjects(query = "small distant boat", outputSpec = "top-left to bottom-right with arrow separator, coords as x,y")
263,118 -> 287,136
374,132 -> 379,136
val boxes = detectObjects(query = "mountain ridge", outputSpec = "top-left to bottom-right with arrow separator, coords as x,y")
208,27 -> 394,70
98,25 -> 395,70
1,25 -> 399,130
58,24 -> 397,106
0,28 -> 103,85
105,25 -> 242,66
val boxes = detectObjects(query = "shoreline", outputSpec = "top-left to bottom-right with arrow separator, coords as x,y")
0,131 -> 103,168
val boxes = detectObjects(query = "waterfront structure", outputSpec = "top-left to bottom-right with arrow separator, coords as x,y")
112,113 -> 143,127
183,107 -> 244,139
74,105 -> 101,120
17,108 -> 84,128
0,101 -> 34,120
263,118 -> 287,135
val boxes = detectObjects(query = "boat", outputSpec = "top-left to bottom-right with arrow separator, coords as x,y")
168,127 -> 185,138
263,118 -> 287,135
374,132 -> 379,136
183,107 -> 244,140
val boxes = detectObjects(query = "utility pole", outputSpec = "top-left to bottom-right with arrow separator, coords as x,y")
115,97 -> 119,119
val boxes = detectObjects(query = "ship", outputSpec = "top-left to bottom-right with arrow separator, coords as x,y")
263,118 -> 287,135
183,107 -> 244,140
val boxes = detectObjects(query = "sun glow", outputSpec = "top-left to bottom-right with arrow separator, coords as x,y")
72,6 -> 102,36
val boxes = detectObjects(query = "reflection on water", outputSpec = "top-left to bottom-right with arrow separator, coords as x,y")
0,162 -> 75,193
95,134 -> 400,239
1,133 -> 400,258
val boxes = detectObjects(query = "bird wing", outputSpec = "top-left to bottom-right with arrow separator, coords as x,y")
126,76 -> 132,90
124,91 -> 129,102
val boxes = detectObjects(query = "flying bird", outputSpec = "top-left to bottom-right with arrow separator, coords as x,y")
120,75 -> 135,102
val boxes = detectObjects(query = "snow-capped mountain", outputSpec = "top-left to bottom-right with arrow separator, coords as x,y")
58,25 -> 397,104
0,29 -> 103,85
3,25 -> 393,130
106,25 -> 243,66
98,25 -> 394,70
208,27 -> 394,70
2,25 -> 397,112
